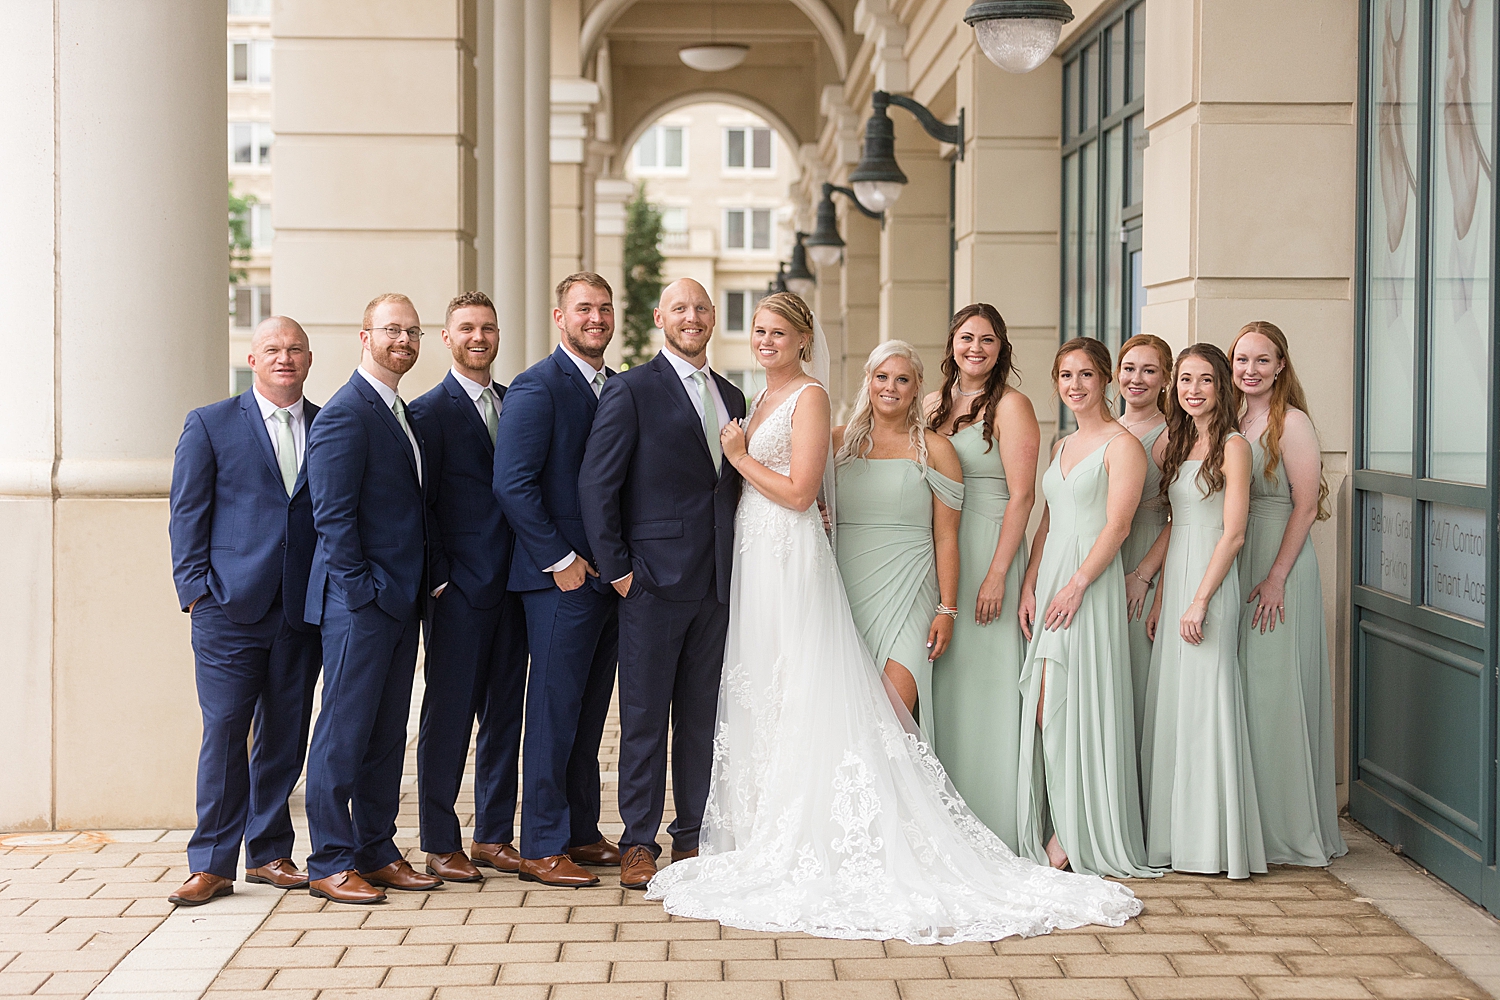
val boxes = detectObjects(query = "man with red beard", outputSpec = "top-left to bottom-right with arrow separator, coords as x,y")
302,293 -> 442,903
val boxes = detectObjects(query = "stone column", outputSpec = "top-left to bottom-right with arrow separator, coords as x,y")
551,77 -> 603,337
524,0 -> 552,364
0,0 -> 224,829
879,113 -> 951,374
841,209 -> 883,408
494,0 -> 528,381
593,177 -> 635,370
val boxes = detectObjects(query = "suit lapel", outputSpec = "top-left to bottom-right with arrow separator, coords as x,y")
655,354 -> 715,470
552,346 -> 602,416
444,372 -> 494,455
292,400 -> 319,495
351,373 -> 421,484
239,390 -> 284,489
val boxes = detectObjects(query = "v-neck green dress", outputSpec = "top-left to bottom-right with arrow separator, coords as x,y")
835,458 -> 964,735
1016,434 -> 1159,878
1237,435 -> 1347,866
1120,422 -> 1169,748
932,422 -> 1029,851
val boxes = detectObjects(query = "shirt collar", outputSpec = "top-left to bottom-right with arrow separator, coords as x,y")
450,366 -> 492,401
252,385 -> 305,422
660,347 -> 710,382
356,365 -> 399,407
560,343 -> 605,384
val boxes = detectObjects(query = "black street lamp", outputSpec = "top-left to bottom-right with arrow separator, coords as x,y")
803,182 -> 883,270
784,232 -> 816,299
767,262 -> 788,295
963,1 -> 1074,74
848,90 -> 965,214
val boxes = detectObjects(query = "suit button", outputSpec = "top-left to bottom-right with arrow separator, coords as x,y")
280,541 -> 286,548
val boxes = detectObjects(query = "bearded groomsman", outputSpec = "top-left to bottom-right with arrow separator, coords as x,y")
302,293 -> 442,904
168,316 -> 323,906
408,292 -> 528,883
494,273 -> 621,887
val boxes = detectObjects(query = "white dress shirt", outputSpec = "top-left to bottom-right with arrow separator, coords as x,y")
661,347 -> 731,433
356,366 -> 422,486
543,345 -> 609,575
451,366 -> 501,420
251,386 -> 307,470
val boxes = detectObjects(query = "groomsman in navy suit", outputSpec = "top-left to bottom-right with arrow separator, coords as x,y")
167,316 -> 323,906
302,293 -> 443,904
494,272 -> 622,887
581,278 -> 745,890
408,291 -> 528,883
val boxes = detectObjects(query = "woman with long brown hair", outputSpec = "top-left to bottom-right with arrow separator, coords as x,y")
924,304 -> 1039,851
1014,338 -> 1157,878
1231,321 -> 1346,867
1136,343 -> 1265,879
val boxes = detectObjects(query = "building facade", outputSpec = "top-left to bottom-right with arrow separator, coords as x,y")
2,0 -> 1495,916
227,0 -> 275,393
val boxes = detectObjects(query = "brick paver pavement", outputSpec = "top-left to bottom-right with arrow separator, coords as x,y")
0,684 -> 1492,1000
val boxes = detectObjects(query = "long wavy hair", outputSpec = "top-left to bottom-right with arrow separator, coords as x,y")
1159,343 -> 1239,500
837,340 -> 929,469
754,291 -> 816,364
1115,333 -> 1175,414
1053,337 -> 1116,419
929,303 -> 1017,452
1230,321 -> 1331,521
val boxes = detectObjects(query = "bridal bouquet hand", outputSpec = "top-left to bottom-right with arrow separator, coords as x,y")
720,420 -> 748,466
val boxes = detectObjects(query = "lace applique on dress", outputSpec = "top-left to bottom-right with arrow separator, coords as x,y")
736,384 -> 824,559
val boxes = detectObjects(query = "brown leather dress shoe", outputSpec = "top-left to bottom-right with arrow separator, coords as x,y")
518,854 -> 600,887
471,841 -> 522,874
670,847 -> 699,863
245,858 -> 309,889
309,870 -> 386,905
566,838 -> 621,867
426,851 -> 483,883
168,872 -> 234,906
361,859 -> 443,891
620,845 -> 658,890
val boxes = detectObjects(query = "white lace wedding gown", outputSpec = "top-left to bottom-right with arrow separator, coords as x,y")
646,385 -> 1142,943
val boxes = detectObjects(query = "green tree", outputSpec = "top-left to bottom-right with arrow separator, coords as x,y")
229,181 -> 257,285
622,184 -> 665,368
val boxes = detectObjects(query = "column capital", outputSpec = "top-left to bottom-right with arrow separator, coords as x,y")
854,0 -> 908,94
819,84 -> 862,166
551,77 -> 601,164
594,176 -> 633,236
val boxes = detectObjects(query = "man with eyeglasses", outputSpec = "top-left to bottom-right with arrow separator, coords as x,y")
302,293 -> 441,904
407,292 -> 528,884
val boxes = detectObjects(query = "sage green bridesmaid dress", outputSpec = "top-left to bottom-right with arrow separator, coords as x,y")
1015,434 -> 1159,878
1141,449 -> 1267,879
932,423 -> 1029,851
1238,435 -> 1347,866
835,458 -> 964,734
1120,423 -> 1169,748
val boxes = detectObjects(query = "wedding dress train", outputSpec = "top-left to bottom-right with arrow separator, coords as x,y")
646,384 -> 1142,944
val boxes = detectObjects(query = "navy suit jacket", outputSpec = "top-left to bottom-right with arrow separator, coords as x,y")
408,372 -> 514,609
304,371 -> 429,625
169,390 -> 321,631
494,346 -> 614,594
580,352 -> 746,604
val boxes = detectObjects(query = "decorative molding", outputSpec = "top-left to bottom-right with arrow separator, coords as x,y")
551,77 -> 602,164
594,177 -> 634,237
853,0 -> 907,94
820,84 -> 861,165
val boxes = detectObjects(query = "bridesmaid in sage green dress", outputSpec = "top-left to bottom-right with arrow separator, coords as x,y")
1015,338 -> 1158,879
1115,334 -> 1174,746
834,340 -> 964,730
1230,322 -> 1346,866
1137,343 -> 1266,879
926,304 -> 1039,851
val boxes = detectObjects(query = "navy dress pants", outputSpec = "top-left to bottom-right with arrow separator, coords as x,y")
187,596 -> 321,878
616,585 -> 728,858
417,586 -> 528,853
518,585 -> 618,860
304,588 -> 421,880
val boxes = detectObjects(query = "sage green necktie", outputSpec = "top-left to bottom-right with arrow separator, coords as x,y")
272,408 -> 297,496
392,395 -> 411,434
480,387 -> 498,444
592,371 -> 606,397
691,370 -> 721,473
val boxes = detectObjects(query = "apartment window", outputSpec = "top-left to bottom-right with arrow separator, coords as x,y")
230,122 -> 273,166
232,367 -> 255,396
661,207 -> 688,233
1060,0 -> 1146,359
725,208 -> 772,252
635,125 -> 686,173
230,39 -> 272,84
723,289 -> 769,334
233,284 -> 272,328
725,126 -> 773,170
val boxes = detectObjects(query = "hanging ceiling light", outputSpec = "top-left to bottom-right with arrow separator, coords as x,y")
963,1 -> 1075,74
679,0 -> 749,72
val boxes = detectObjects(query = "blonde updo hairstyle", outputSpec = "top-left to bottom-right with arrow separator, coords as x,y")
753,291 -> 816,363
836,340 -> 930,469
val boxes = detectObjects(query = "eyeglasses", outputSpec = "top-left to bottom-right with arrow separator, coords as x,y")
367,325 -> 423,341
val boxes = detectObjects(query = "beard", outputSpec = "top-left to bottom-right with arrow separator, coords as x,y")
371,339 -> 418,376
564,325 -> 609,360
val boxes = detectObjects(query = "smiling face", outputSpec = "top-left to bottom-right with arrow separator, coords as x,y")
362,298 -> 421,377
248,318 -> 312,398
656,279 -> 715,363
1176,354 -> 1219,421
1056,349 -> 1108,417
1232,330 -> 1283,400
869,355 -> 920,420
442,304 -> 499,377
950,314 -> 1001,382
555,281 -> 614,361
1118,344 -> 1167,412
750,307 -> 808,376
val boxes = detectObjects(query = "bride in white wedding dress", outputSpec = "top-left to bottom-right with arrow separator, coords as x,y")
645,294 -> 1141,943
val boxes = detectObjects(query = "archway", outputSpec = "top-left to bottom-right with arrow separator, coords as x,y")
617,90 -> 803,172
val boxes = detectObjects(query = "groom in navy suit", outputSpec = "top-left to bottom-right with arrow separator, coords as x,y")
494,272 -> 622,887
581,277 -> 746,889
168,316 -> 323,906
302,292 -> 442,904
408,291 -> 528,884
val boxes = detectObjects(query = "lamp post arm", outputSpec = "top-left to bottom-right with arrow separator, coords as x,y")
824,182 -> 884,220
877,90 -> 965,160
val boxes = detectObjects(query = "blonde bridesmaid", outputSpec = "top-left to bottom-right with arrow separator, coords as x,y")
1231,321 -> 1346,867
926,304 -> 1039,851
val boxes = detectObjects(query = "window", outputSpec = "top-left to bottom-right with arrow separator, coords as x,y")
634,126 -> 686,173
722,369 -> 765,397
723,289 -> 769,334
725,126 -> 773,171
230,39 -> 272,84
232,367 -> 255,396
724,208 -> 773,252
233,284 -> 272,328
230,122 -> 273,167
250,203 -> 273,249
228,0 -> 271,16
1059,1 -> 1146,359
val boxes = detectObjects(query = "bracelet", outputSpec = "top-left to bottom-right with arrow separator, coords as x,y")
1129,568 -> 1150,585
936,604 -> 959,619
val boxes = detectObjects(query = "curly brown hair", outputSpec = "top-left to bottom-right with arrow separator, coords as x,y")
1230,321 -> 1331,521
1159,342 -> 1239,500
929,303 -> 1017,452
